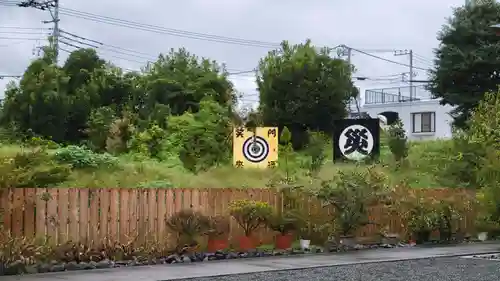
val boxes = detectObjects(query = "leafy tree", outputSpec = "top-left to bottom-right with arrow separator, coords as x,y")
1,59 -> 70,142
257,40 -> 356,149
428,1 -> 500,128
141,48 -> 235,116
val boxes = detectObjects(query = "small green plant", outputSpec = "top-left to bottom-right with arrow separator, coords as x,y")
266,211 -> 298,235
387,118 -> 409,166
280,126 -> 293,184
229,199 -> 273,236
304,131 -> 327,177
54,145 -> 118,169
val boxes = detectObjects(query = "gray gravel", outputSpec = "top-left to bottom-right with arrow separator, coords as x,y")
171,257 -> 500,281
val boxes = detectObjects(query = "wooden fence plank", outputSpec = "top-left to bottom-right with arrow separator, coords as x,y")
137,189 -> 147,243
0,189 -> 11,231
23,188 -> 36,239
89,189 -> 100,244
148,189 -> 157,239
174,189 -> 182,213
34,188 -> 47,239
79,189 -> 89,244
109,189 -> 120,242
99,189 -> 110,242
46,189 -> 58,244
57,188 -> 69,243
119,189 -> 130,243
68,188 -> 79,242
157,189 -> 167,238
11,188 -> 24,236
128,189 -> 138,243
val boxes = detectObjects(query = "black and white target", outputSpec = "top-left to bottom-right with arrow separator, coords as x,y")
242,136 -> 269,163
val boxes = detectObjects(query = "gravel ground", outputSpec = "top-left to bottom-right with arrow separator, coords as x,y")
171,257 -> 500,281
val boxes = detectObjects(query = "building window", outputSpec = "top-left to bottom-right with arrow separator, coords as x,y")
412,112 -> 435,133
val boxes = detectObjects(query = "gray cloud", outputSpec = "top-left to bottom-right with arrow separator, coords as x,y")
0,0 -> 463,105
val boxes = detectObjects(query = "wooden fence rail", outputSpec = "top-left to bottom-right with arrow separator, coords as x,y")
0,188 -> 475,247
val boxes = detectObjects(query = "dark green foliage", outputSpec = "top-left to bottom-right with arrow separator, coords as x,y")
429,1 -> 500,128
257,40 -> 356,149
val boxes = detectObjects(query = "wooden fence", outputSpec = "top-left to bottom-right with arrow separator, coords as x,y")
0,188 -> 476,247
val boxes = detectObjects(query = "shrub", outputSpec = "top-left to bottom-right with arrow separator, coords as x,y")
0,230 -> 45,275
0,147 -> 70,188
166,209 -> 211,246
129,124 -> 166,160
266,211 -> 298,235
207,215 -> 231,239
54,145 -> 118,169
229,199 -> 273,236
86,106 -> 116,151
387,118 -> 409,165
316,167 -> 391,237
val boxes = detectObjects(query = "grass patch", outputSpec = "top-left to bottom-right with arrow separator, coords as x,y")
0,139 -> 454,188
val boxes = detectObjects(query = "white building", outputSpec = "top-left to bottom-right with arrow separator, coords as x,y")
349,85 -> 454,141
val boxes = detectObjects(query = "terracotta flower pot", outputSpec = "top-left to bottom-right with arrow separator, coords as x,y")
207,238 -> 229,252
275,233 -> 293,250
238,236 -> 255,251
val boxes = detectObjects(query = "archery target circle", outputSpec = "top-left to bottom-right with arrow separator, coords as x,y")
338,124 -> 374,161
242,136 -> 269,163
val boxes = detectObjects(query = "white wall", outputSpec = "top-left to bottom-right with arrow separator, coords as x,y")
360,100 -> 454,141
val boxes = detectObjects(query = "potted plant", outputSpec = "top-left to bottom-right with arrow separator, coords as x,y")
475,214 -> 498,241
206,215 -> 230,252
266,211 -> 298,250
166,209 -> 211,252
229,199 -> 273,251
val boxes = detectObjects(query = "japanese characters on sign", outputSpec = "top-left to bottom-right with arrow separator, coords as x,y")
233,127 -> 278,169
333,119 -> 380,162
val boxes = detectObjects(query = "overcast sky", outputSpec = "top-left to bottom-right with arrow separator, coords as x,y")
0,0 -> 464,108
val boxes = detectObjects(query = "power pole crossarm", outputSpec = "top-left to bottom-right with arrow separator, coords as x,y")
18,0 -> 60,64
394,49 -> 414,99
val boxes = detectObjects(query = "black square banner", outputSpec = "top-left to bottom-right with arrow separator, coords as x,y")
333,118 -> 380,162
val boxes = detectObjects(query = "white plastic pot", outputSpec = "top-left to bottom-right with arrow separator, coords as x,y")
299,239 -> 311,250
478,232 -> 488,242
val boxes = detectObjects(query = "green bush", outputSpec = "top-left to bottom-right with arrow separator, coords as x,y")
229,199 -> 273,236
387,118 -> 409,164
54,145 -> 118,169
0,147 -> 70,188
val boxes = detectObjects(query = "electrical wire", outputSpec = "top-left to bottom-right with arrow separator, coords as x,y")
56,7 -> 282,48
348,46 -> 430,71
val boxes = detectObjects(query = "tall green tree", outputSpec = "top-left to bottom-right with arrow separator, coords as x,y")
428,1 -> 500,128
142,48 -> 235,116
257,40 -> 356,148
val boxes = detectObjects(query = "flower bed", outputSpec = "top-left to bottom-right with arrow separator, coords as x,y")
0,240 -> 416,276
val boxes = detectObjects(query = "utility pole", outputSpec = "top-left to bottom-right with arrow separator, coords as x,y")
18,0 -> 60,64
394,49 -> 414,100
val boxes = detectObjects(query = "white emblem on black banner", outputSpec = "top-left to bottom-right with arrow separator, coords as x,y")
338,124 -> 374,161
242,136 -> 269,163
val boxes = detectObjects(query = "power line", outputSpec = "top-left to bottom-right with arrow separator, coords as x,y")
347,46 -> 430,71
55,7 -> 282,48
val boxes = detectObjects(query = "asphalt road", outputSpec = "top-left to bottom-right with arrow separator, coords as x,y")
172,257 -> 500,281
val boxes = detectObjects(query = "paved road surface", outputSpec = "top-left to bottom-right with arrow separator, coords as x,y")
3,242 -> 500,281
175,257 -> 500,281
